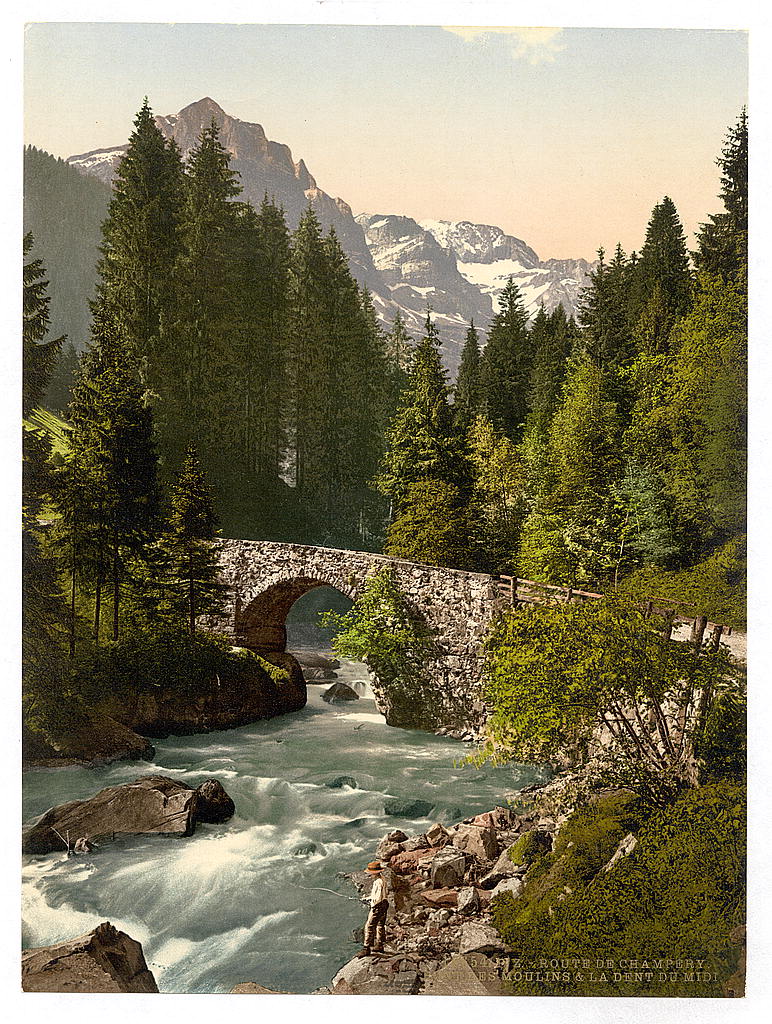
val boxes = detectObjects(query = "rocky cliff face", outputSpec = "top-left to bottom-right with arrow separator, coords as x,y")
417,218 -> 594,322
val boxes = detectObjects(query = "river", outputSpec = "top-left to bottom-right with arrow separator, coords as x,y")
21,652 -> 548,994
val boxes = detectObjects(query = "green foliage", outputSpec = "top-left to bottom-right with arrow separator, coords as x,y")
23,233 -> 64,419
616,535 -> 746,629
483,597 -> 741,804
695,109 -> 747,283
493,782 -> 745,996
611,458 -> 679,577
378,312 -> 468,510
453,321 -> 482,432
578,245 -> 634,368
518,355 -> 623,588
322,567 -> 432,695
466,414 -> 524,572
384,479 -> 472,569
507,828 -> 554,866
55,308 -> 161,643
22,236 -> 73,722
479,278 -> 532,440
96,98 -> 185,387
23,146 -> 111,356
72,626 -> 274,701
162,444 -> 224,633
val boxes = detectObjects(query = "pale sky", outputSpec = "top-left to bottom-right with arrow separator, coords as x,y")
24,21 -> 748,261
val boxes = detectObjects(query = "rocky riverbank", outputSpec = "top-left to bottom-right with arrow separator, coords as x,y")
22,922 -> 159,992
23,650 -> 307,769
320,774 -> 582,995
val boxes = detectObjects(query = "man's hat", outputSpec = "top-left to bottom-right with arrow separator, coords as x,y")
366,860 -> 383,874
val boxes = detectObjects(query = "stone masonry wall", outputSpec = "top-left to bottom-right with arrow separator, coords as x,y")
205,539 -> 501,732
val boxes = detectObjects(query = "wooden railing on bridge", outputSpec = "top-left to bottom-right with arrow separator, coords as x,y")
494,574 -> 732,645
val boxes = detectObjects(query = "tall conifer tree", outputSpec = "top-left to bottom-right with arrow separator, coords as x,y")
163,445 -> 223,634
378,312 -> 467,511
453,321 -> 482,432
96,99 -> 185,389
479,277 -> 531,439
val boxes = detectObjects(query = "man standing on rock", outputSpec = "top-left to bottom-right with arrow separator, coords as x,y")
359,860 -> 389,956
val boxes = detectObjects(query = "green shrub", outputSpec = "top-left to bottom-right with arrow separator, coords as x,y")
72,626 -> 271,702
616,535 -> 746,629
482,597 -> 740,805
493,782 -> 746,997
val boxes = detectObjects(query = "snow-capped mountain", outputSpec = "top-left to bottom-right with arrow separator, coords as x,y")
421,219 -> 594,320
359,214 -> 594,334
67,98 -> 593,373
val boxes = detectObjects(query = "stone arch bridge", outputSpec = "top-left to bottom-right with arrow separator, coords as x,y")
205,539 -> 502,732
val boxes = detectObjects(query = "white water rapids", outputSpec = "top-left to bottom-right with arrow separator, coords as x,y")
22,652 -> 549,993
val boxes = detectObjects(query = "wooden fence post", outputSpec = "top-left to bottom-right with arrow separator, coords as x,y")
661,609 -> 675,640
691,614 -> 708,645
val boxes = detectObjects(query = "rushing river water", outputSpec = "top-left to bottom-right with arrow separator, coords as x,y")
22,652 -> 549,994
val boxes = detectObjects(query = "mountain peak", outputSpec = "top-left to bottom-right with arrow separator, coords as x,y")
179,97 -> 227,120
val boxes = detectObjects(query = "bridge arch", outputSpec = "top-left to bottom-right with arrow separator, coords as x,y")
235,576 -> 356,653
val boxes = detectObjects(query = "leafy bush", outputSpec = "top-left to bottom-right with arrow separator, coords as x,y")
493,782 -> 745,996
72,626 -> 276,701
322,567 -> 432,695
482,597 -> 741,805
616,535 -> 746,629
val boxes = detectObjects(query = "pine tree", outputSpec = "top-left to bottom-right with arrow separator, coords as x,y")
249,195 -> 291,483
63,307 -> 161,641
525,304 -> 573,436
578,245 -> 633,367
479,277 -> 532,439
384,480 -> 472,569
630,197 -> 693,344
173,119 -> 244,486
288,206 -> 330,506
611,458 -> 678,582
23,233 -> 64,419
44,342 -> 80,415
453,321 -> 482,432
388,309 -> 413,375
695,109 -> 748,283
96,98 -> 185,388
663,274 -> 747,547
466,414 -> 524,572
163,445 -> 223,634
22,235 -> 71,721
378,312 -> 468,512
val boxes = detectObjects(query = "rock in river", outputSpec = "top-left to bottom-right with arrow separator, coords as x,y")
384,798 -> 433,818
22,922 -> 158,992
321,681 -> 360,703
324,775 -> 358,789
294,652 -> 340,670
22,775 -> 236,855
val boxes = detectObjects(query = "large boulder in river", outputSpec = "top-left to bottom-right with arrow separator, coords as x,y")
294,652 -> 340,670
384,798 -> 433,818
322,681 -> 360,704
22,922 -> 158,992
303,666 -> 337,683
22,775 -> 235,855
195,779 -> 236,822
